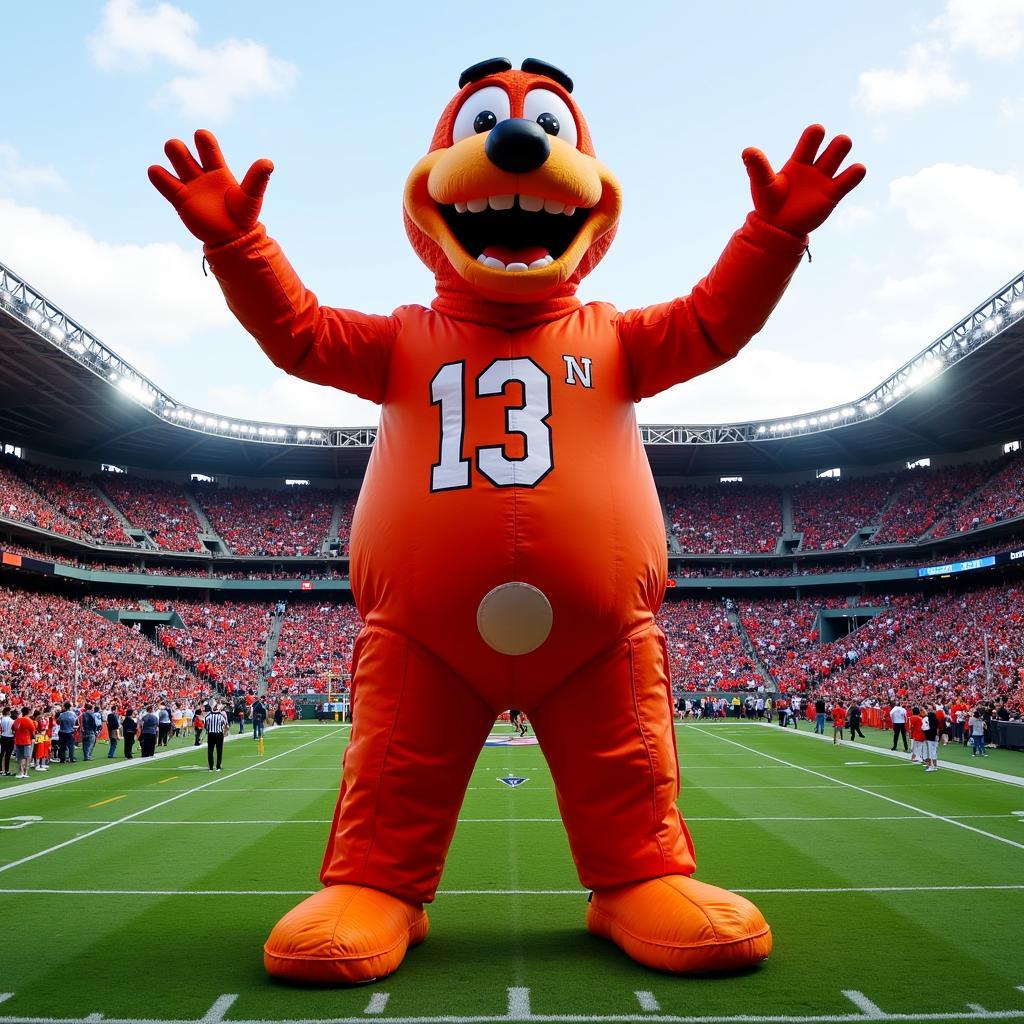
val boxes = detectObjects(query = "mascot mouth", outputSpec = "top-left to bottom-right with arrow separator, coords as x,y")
439,196 -> 591,271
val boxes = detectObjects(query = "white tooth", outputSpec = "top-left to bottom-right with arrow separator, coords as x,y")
528,258 -> 550,269
544,199 -> 565,215
454,201 -> 467,213
563,206 -> 576,216
477,254 -> 489,264
467,198 -> 488,213
489,194 -> 514,210
482,256 -> 506,270
543,255 -> 554,265
505,262 -> 529,272
518,194 -> 543,212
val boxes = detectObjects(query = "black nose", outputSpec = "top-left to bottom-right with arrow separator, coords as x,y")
485,118 -> 550,174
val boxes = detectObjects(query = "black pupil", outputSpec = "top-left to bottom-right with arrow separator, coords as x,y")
537,112 -> 559,136
473,110 -> 497,133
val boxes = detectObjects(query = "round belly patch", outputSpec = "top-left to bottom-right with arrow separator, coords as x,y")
477,582 -> 553,655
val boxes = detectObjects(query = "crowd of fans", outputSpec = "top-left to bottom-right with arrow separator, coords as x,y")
0,457 -> 84,541
791,474 -> 896,550
0,584 -> 198,713
193,483 -> 347,557
270,602 -> 363,692
869,462 -> 993,545
938,452 -> 1024,536
662,484 -> 781,554
99,476 -> 205,552
15,461 -> 128,544
159,600 -> 276,692
657,599 -> 763,691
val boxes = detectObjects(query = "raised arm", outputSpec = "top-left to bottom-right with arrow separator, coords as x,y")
619,125 -> 865,400
149,130 -> 394,403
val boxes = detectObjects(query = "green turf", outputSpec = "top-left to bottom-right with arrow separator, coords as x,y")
1,721 -> 1023,1023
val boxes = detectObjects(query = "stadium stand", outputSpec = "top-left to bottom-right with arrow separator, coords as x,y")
662,484 -> 781,554
98,475 -> 205,552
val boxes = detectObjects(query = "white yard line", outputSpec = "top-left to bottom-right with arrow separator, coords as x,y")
0,727 -> 347,802
686,722 -> 1024,789
13,813 -> 1021,827
0,730 -> 339,876
364,995 -> 389,1016
0,883 -> 1022,897
694,729 -> 1024,853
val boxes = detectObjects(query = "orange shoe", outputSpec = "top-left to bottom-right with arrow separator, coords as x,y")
264,885 -> 429,984
587,875 -> 771,973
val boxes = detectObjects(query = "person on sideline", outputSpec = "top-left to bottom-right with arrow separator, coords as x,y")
890,700 -> 908,752
922,706 -> 940,772
847,700 -> 865,742
814,696 -> 827,735
122,709 -> 137,759
139,706 -> 159,758
204,705 -> 228,771
832,702 -> 846,745
56,701 -> 78,763
81,703 -> 99,761
0,707 -> 14,776
106,706 -> 121,758
968,708 -> 988,757
13,707 -> 36,780
909,706 -> 925,763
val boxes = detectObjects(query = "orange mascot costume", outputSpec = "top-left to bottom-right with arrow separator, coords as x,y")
150,57 -> 864,983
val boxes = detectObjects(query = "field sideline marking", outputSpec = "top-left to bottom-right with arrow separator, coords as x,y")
87,795 -> 125,809
696,721 -> 1024,789
0,726 -> 347,802
16,813 -> 1021,827
694,728 -> 1024,853
0,883 -> 1021,897
0,731 -> 339,877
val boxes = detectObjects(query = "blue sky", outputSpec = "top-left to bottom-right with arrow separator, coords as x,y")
2,0 -> 1023,429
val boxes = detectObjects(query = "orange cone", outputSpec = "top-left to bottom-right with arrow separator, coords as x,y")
264,885 -> 428,984
587,876 -> 771,973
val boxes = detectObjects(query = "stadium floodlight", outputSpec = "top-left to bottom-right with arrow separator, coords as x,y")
69,341 -> 85,354
1011,299 -> 1024,314
219,420 -> 229,429
756,425 -> 766,433
797,419 -> 807,428
25,308 -> 42,324
828,411 -> 839,421
297,429 -> 308,440
864,401 -> 880,414
841,407 -> 855,417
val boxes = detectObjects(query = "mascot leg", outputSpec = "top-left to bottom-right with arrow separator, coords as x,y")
530,623 -> 772,973
264,626 -> 494,984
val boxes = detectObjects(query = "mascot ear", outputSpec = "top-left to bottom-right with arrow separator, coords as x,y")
520,58 -> 573,93
458,57 -> 512,88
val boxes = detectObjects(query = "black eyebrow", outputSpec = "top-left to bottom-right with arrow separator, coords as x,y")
458,58 -> 513,89
520,58 -> 573,93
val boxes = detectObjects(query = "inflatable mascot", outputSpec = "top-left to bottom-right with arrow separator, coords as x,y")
150,57 -> 864,983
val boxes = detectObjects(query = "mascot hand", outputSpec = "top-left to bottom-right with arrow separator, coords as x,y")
741,124 -> 865,237
148,129 -> 274,246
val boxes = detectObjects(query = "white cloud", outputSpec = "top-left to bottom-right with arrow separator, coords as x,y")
856,42 -> 968,114
0,143 -> 64,192
635,348 -> 895,425
0,197 -> 232,376
934,0 -> 1024,58
830,203 -> 879,231
1000,95 -> 1024,119
878,163 -> 1024,312
207,376 -> 380,430
88,0 -> 297,120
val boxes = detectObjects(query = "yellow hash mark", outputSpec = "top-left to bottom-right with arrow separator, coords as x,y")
88,795 -> 126,809
157,776 -> 178,784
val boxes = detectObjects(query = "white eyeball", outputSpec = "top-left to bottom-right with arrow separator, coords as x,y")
523,88 -> 578,148
452,86 -> 512,144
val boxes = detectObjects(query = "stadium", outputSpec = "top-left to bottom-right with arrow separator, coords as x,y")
2,239 -> 1024,1022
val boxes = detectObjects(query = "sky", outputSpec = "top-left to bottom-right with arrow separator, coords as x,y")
1,0 -> 1023,430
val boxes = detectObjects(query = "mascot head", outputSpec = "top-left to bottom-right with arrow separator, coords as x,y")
404,58 -> 622,305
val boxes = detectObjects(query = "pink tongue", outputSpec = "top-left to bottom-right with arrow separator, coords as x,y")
482,245 -> 549,265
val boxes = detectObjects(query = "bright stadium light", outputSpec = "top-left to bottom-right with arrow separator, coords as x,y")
297,429 -> 308,440
864,401 -> 880,414
1011,299 -> 1024,314
841,407 -> 854,417
219,420 -> 229,429
70,341 -> 85,354
828,411 -> 840,421
756,425 -> 766,433
26,308 -> 42,324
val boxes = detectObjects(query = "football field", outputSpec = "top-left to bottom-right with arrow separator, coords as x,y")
1,721 -> 1023,1024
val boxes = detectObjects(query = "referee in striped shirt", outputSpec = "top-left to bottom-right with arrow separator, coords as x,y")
204,705 -> 229,771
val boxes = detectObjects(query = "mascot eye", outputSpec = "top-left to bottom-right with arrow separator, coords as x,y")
536,112 -> 559,136
452,85 -> 511,143
523,88 -> 578,148
474,111 -> 497,133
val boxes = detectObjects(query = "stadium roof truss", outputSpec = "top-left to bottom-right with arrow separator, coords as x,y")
1,259 -> 1024,476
